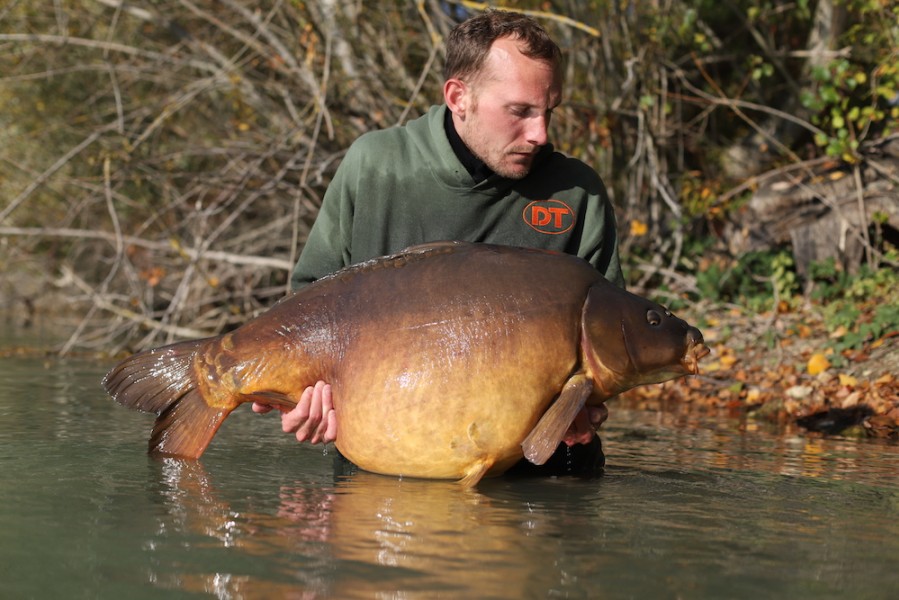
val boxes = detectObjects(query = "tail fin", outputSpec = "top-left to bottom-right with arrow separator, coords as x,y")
103,338 -> 232,459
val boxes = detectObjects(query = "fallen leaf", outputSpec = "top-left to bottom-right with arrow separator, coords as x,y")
807,353 -> 831,375
786,385 -> 813,399
829,325 -> 849,339
838,373 -> 858,387
720,354 -> 738,367
841,391 -> 863,408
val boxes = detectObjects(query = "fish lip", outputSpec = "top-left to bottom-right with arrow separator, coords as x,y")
682,340 -> 711,375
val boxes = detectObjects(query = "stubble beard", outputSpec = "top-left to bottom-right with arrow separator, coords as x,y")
468,132 -> 535,180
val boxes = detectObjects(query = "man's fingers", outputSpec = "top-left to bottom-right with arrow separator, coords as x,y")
252,402 -> 292,414
310,383 -> 335,444
256,380 -> 335,445
296,381 -> 326,441
587,404 -> 609,428
321,382 -> 333,414
307,381 -> 326,423
562,408 -> 596,446
323,410 -> 338,443
251,402 -> 273,414
282,385 -> 313,433
287,381 -> 332,442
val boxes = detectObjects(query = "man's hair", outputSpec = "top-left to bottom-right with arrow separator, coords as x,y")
443,10 -> 562,82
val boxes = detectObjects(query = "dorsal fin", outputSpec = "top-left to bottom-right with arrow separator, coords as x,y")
317,242 -> 467,284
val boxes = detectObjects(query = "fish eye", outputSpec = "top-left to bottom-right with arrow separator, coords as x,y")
647,310 -> 662,326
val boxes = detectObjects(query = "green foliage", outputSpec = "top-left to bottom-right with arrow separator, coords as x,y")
802,0 -> 899,161
678,171 -> 723,218
693,249 -> 798,312
770,251 -> 799,305
807,254 -> 899,363
749,55 -> 775,82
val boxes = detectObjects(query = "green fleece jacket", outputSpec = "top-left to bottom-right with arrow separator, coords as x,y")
291,104 -> 622,289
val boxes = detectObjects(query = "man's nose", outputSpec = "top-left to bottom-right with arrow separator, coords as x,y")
526,115 -> 549,146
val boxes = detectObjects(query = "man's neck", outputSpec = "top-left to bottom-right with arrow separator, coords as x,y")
444,108 -> 494,183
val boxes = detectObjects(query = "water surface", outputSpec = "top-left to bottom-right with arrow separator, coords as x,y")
1,340 -> 897,599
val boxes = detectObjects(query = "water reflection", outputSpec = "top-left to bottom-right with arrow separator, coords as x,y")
145,458 -> 581,598
605,409 -> 899,489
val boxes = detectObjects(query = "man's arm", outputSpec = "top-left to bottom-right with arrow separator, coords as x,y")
579,178 -> 625,287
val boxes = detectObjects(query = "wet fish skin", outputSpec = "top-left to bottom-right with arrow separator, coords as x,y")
104,241 -> 708,487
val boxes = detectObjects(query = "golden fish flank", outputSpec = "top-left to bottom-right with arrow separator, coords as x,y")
104,241 -> 708,487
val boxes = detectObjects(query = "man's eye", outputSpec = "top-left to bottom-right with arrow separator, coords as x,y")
510,106 -> 530,117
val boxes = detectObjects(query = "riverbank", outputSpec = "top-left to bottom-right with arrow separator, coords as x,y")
621,300 -> 899,439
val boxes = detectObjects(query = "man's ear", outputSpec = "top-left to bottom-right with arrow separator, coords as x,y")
444,78 -> 469,117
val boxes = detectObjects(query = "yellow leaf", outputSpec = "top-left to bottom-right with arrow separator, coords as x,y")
807,353 -> 831,375
704,360 -> 722,372
629,219 -> 648,236
838,373 -> 858,387
719,354 -> 738,367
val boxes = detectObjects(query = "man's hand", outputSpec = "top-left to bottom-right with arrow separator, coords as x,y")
251,380 -> 337,444
561,404 -> 608,447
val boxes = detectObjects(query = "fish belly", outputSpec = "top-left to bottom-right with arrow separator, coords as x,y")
331,304 -> 580,480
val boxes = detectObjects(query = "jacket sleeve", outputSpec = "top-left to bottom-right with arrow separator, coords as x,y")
289,151 -> 357,290
577,177 -> 625,288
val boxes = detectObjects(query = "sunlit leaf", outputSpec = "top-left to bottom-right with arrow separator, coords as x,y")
807,353 -> 831,375
629,219 -> 648,236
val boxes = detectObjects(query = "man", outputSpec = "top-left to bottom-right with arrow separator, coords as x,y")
254,10 -> 621,476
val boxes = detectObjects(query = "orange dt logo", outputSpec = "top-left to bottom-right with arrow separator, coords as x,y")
523,199 -> 575,234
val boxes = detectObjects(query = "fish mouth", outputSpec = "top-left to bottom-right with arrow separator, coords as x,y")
682,331 -> 711,375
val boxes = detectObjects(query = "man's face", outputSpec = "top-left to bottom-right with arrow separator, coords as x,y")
451,37 -> 562,180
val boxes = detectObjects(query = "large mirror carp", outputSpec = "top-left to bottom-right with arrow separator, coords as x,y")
104,242 -> 708,487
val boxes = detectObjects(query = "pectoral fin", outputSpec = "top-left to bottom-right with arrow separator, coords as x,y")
521,374 -> 593,465
242,390 -> 299,409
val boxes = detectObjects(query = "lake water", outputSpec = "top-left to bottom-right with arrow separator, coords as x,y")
1,329 -> 898,599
